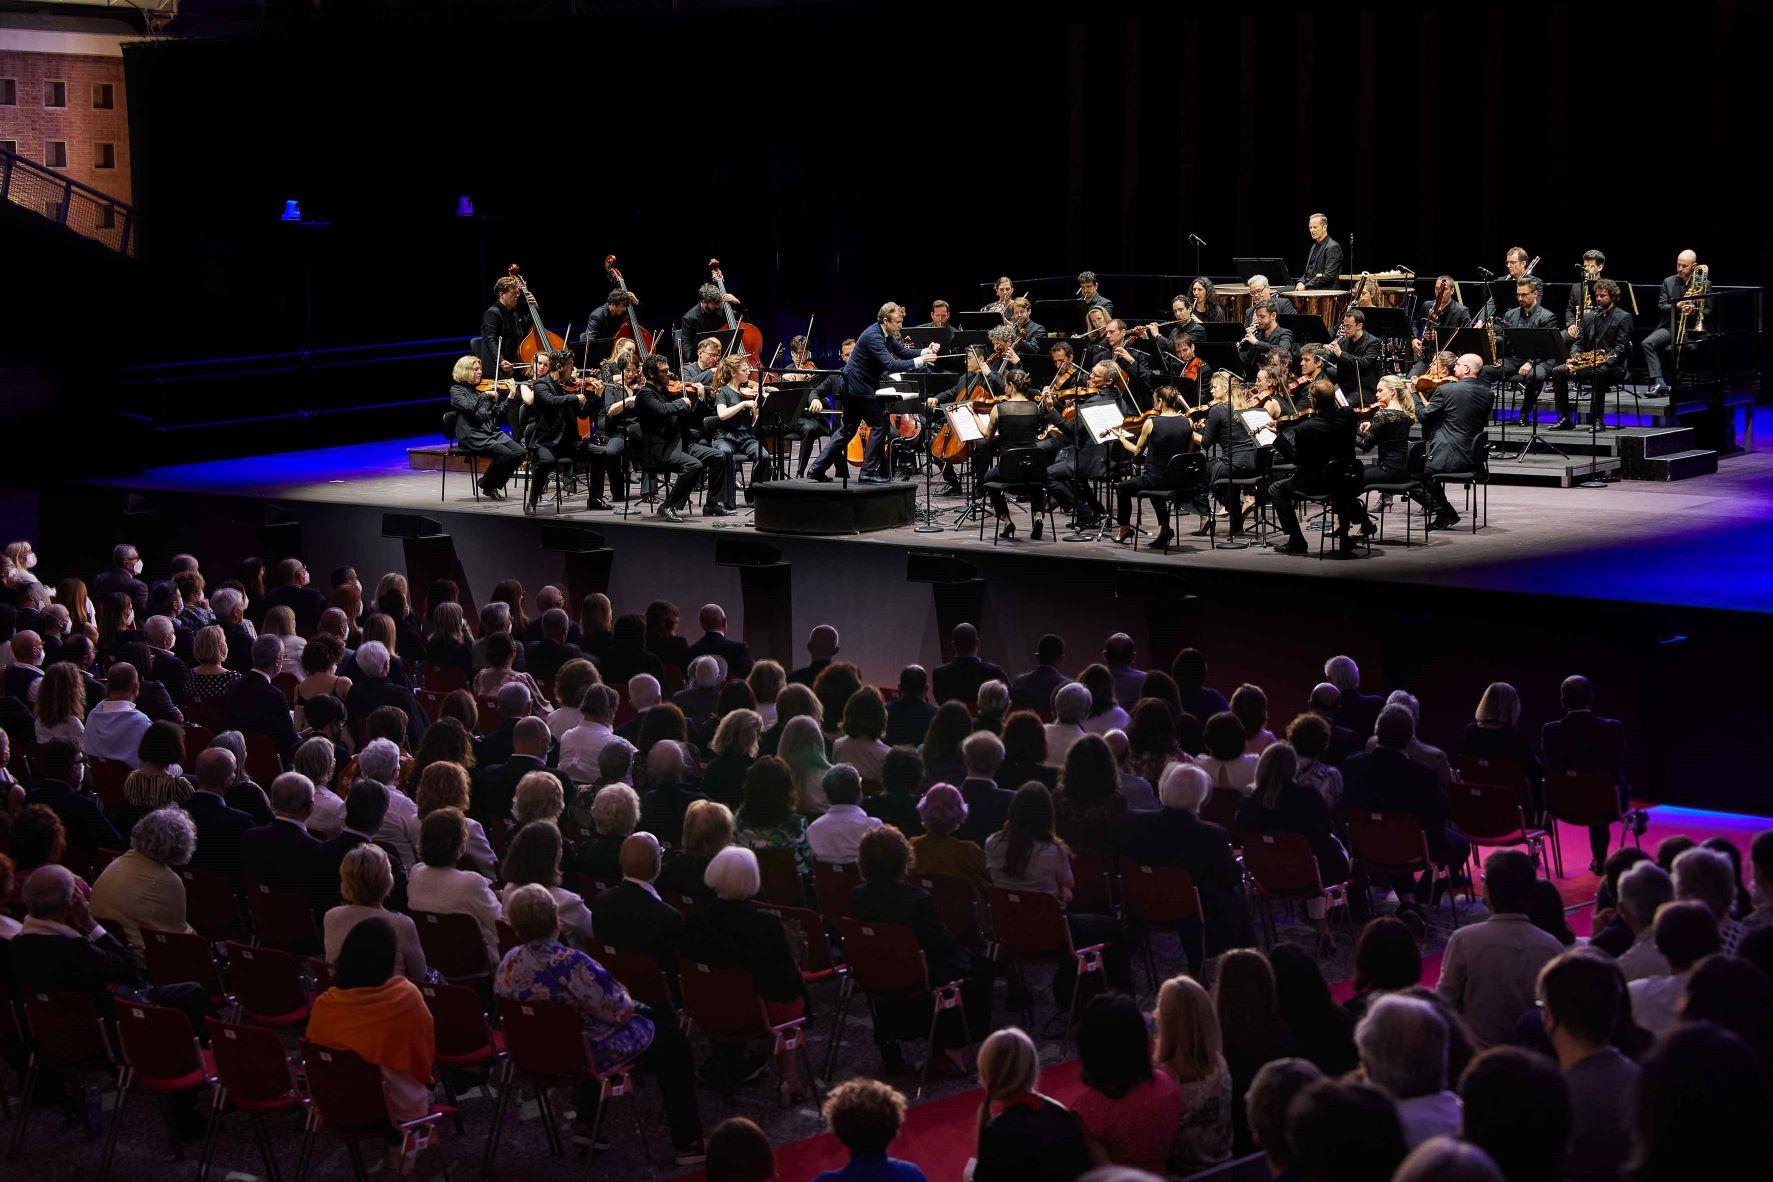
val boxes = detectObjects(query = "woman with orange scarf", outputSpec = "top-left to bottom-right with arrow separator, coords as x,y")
308,917 -> 437,1125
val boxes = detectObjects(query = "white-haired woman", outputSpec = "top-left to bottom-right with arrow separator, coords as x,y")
573,782 -> 639,885
89,806 -> 197,965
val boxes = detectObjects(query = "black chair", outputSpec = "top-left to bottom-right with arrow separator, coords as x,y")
1206,445 -> 1274,549
1428,429 -> 1490,533
1361,441 -> 1427,547
1130,451 -> 1207,553
1286,457 -> 1368,557
979,446 -> 1057,545
438,410 -> 485,504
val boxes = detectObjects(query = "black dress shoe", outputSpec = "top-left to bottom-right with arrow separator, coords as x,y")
1190,521 -> 1213,537
1514,411 -> 1532,426
705,505 -> 734,517
658,506 -> 689,523
937,482 -> 963,498
585,497 -> 614,511
1270,540 -> 1309,556
1551,416 -> 1576,431
1430,512 -> 1461,530
805,471 -> 833,483
859,474 -> 891,485
1030,519 -> 1044,541
1649,382 -> 1672,396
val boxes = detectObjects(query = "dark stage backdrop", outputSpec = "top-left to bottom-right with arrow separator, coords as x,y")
82,0 -> 1763,452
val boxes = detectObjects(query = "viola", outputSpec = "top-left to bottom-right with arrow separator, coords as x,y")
603,254 -> 656,354
507,264 -> 565,364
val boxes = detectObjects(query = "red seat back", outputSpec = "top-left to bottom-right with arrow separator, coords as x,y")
1241,833 -> 1329,899
116,1001 -> 207,1088
243,878 -> 319,952
300,1039 -> 392,1131
410,909 -> 493,981
836,918 -> 930,993
1069,847 -> 1116,914
272,672 -> 300,708
1451,782 -> 1534,844
415,663 -> 467,694
93,759 -> 131,808
497,997 -> 591,1081
753,846 -> 804,907
594,941 -> 674,1008
180,866 -> 243,939
918,874 -> 988,949
141,925 -> 226,1000
224,942 -> 310,1024
21,989 -> 114,1067
420,982 -> 496,1061
206,1016 -> 301,1106
1201,788 -> 1243,837
1345,811 -> 1431,874
243,734 -> 282,787
1118,859 -> 1206,925
1545,767 -> 1621,825
812,860 -> 860,930
984,886 -> 1073,961
755,901 -> 838,977
680,961 -> 770,1041
1456,753 -> 1531,805
308,957 -> 335,992
183,723 -> 216,766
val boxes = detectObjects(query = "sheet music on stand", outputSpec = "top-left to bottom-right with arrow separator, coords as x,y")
942,403 -> 988,443
1080,402 -> 1127,444
1241,408 -> 1278,448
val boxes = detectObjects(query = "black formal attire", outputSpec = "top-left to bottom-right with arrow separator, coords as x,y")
1043,394 -> 1114,520
932,654 -> 1009,709
847,877 -> 993,1054
1235,782 -> 1350,889
183,789 -> 255,882
1329,330 -> 1382,406
318,828 -> 408,911
25,778 -> 125,853
1272,407 -> 1363,548
575,834 -> 625,886
1409,300 -> 1472,376
1009,665 -> 1070,714
344,675 -> 428,748
930,370 -> 1001,486
524,637 -> 582,684
981,400 -> 1048,519
1335,691 -> 1385,746
1124,806 -> 1251,968
678,302 -> 737,360
148,648 -> 189,708
974,1096 -> 1095,1182
1242,294 -> 1297,325
2,662 -> 41,703
636,381 -> 727,512
640,782 -> 707,849
264,583 -> 329,633
1199,400 -> 1258,532
681,897 -> 804,1005
580,304 -> 625,348
473,755 -> 568,828
1341,747 -> 1467,902
684,630 -> 752,680
94,566 -> 149,618
1541,709 -> 1628,863
423,635 -> 474,677
1460,722 -> 1545,820
713,385 -> 773,503
1302,237 -> 1345,289
226,780 -> 275,826
521,374 -> 587,510
786,657 -> 831,688
1357,407 -> 1413,484
1237,323 -> 1295,377
1414,378 -> 1492,521
883,697 -> 937,747
1643,273 -> 1709,388
590,880 -> 685,966
223,669 -> 300,764
955,777 -> 1013,846
808,322 -> 924,479
1114,414 -> 1198,529
240,817 -> 333,918
578,380 -> 634,504
447,382 -> 523,495
1076,292 -> 1114,331
1481,302 -> 1561,416
222,620 -> 257,673
698,751 -> 752,809
477,302 -> 525,374
1551,304 -> 1633,423
599,642 -> 665,688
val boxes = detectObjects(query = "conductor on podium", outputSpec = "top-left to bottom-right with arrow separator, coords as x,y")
806,302 -> 939,484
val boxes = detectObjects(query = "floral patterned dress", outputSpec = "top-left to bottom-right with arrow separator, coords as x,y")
495,938 -> 654,1071
734,813 -> 812,876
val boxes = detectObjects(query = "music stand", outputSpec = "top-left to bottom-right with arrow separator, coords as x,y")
1360,306 -> 1412,344
1497,327 -> 1568,462
1277,314 -> 1330,345
1200,322 -> 1245,343
904,326 -> 954,349
756,381 -> 812,478
956,311 -> 1008,330
1442,327 -> 1493,366
1233,257 -> 1293,285
938,402 -> 990,528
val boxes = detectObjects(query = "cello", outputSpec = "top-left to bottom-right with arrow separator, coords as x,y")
602,254 -> 656,354
707,258 -> 764,364
508,264 -> 565,365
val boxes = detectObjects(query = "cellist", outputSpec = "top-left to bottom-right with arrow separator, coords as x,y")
925,347 -> 1002,497
680,282 -> 744,360
582,289 -> 639,348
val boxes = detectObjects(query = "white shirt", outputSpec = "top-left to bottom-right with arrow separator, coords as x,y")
36,715 -> 85,746
278,635 -> 307,677
1044,722 -> 1088,765
558,720 -> 628,784
401,811 -> 497,879
547,706 -> 585,740
307,785 -> 347,838
806,804 -> 882,865
500,883 -> 595,947
831,736 -> 891,788
1081,706 -> 1130,736
374,789 -> 420,868
407,863 -> 503,970
1615,927 -> 1671,982
83,700 -> 152,768
1628,971 -> 1691,1037
1396,1091 -> 1463,1149
1196,754 -> 1259,794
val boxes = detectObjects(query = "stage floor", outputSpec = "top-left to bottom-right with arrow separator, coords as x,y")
90,431 -> 1773,615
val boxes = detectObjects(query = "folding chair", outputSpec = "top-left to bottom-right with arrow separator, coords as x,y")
1450,781 -> 1550,888
1241,831 -> 1350,947
93,758 -> 131,810
142,924 -> 230,1007
593,941 -> 677,1011
828,918 -> 975,1097
917,874 -> 990,951
811,860 -> 861,931
243,733 -> 283,786
1544,765 -> 1628,879
984,886 -> 1106,1032
420,981 -> 505,1133
679,960 -> 821,1104
1117,859 -> 1208,988
1344,809 -> 1460,925
224,942 -> 312,1028
7,990 -> 116,1158
103,1001 -> 217,1175
244,878 -> 321,954
754,846 -> 805,907
295,1040 -> 450,1181
410,909 -> 495,984
200,1016 -> 308,1182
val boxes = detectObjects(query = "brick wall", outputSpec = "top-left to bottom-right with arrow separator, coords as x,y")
0,49 -> 131,205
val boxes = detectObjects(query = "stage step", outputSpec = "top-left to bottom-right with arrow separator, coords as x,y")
408,443 -> 472,473
1489,388 -> 1672,425
1485,454 -> 1621,488
1468,424 -> 1693,460
1628,448 -> 1719,482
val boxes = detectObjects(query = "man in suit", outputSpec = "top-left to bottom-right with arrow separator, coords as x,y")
525,608 -> 583,683
141,616 -> 190,705
1541,674 -> 1629,875
9,863 -> 145,1021
319,779 -> 408,910
788,624 -> 839,687
1307,682 -> 1365,765
638,742 -> 706,848
805,301 -> 940,483
614,674 -> 659,746
1323,655 -> 1384,742
1325,308 -> 1383,407
932,623 -> 1008,708
590,833 -> 686,966
1343,705 -> 1468,918
474,717 -> 566,826
93,542 -> 150,618
1299,213 -> 1345,289
26,740 -> 126,853
1125,764 -> 1250,970
955,732 -> 1014,846
474,683 -> 531,770
240,771 -> 332,915
684,603 -> 752,679
523,586 -> 584,648
3,629 -> 45,703
1414,352 -> 1493,530
1642,249 -> 1705,397
123,638 -> 184,724
264,559 -> 329,632
344,640 -> 428,748
224,634 -> 300,764
1550,277 -> 1634,431
1480,277 -> 1560,424
1270,380 -> 1362,556
885,665 -> 939,747
1102,633 -> 1146,712
634,353 -> 732,522
1010,635 -> 1071,716
1238,300 -> 1295,378
184,746 -> 255,882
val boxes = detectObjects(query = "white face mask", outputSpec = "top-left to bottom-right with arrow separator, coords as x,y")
129,559 -> 143,576
24,552 -> 37,570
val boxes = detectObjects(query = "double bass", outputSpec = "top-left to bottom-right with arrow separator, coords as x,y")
707,258 -> 764,364
602,254 -> 655,354
508,264 -> 565,364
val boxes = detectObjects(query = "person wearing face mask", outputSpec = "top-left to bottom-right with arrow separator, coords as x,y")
95,543 -> 149,618
265,558 -> 329,631
4,541 -> 43,589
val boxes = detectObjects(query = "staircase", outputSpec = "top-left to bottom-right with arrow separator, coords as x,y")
0,142 -> 137,256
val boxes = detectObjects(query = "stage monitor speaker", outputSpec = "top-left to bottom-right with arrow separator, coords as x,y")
906,553 -> 978,585
540,525 -> 607,553
382,513 -> 443,539
541,525 -> 615,604
1115,565 -> 1198,675
715,537 -> 783,567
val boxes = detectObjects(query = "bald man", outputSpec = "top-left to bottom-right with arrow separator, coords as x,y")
789,625 -> 840,686
685,602 -> 752,679
1642,250 -> 1705,396
589,832 -> 685,965
1413,353 -> 1493,529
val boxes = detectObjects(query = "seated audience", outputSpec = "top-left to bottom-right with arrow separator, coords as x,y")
589,833 -> 685,965
1626,899 -> 1721,1035
1614,860 -> 1675,980
1214,948 -> 1291,1155
1243,1057 -> 1324,1181
1458,1046 -> 1572,1182
778,714 -> 834,817
864,746 -> 924,835
1460,681 -> 1542,816
576,782 -> 641,885
1072,992 -> 1182,1175
1152,975 -> 1233,1173
748,660 -> 786,729
971,1026 -> 1094,1182
703,707 -> 762,807
640,740 -> 708,848
25,740 -> 124,854
1043,683 -> 1093,766
1078,664 -> 1129,736
1354,994 -> 1460,1149
408,760 -> 497,878
1268,945 -> 1358,1077
1535,949 -> 1638,1182
658,798 -> 735,899
499,818 -> 596,947
956,730 -> 1013,844
83,662 -> 152,766
813,1079 -> 924,1182
325,842 -> 426,981
1194,712 -> 1257,793
1344,916 -> 1424,1018
1287,1078 -> 1408,1182
909,783 -> 988,887
1009,634 -> 1069,715
1437,849 -> 1566,1047
307,917 -> 438,1129
1540,675 -> 1626,874
1236,742 -> 1349,953
807,764 -> 883,864
1342,704 -> 1465,920
1630,1021 -> 1773,1180
1126,764 -> 1248,970
882,667 -> 934,748
1672,845 -> 1746,953
89,805 -> 198,964
407,807 -> 502,971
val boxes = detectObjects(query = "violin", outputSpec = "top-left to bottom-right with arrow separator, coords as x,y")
475,378 -> 518,396
603,254 -> 656,354
1414,370 -> 1455,395
507,264 -> 565,364
708,258 -> 764,364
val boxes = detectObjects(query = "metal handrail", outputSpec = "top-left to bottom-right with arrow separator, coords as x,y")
0,142 -> 138,256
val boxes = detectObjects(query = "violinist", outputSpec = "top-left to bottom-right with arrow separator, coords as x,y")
1269,378 -> 1363,556
1196,371 -> 1259,538
805,303 -> 939,485
582,350 -> 640,511
478,276 -> 525,376
1042,360 -> 1119,527
599,337 -> 639,388
1077,271 -> 1114,330
680,282 -> 742,361
1008,297 -> 1045,349
1161,333 -> 1212,406
1083,320 -> 1154,394
981,276 -> 1015,314
1110,385 -> 1199,551
582,289 -> 637,347
635,353 -> 732,521
1290,344 -> 1338,412
681,337 -> 725,396
927,347 -> 1003,497
711,355 -> 775,505
520,350 -> 589,514
1242,275 -> 1296,325
1237,301 -> 1294,379
1357,375 -> 1417,488
979,369 -> 1049,541
1188,277 -> 1227,323
1253,364 -> 1296,421
1478,278 -> 1559,424
447,355 -> 524,500
1409,275 -> 1471,376
1324,309 -> 1382,407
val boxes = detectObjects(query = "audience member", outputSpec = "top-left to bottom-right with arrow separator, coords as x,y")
807,764 -> 883,864
1437,850 -> 1564,1046
909,783 -> 987,886
1614,860 -> 1675,980
733,756 -> 812,876
972,1026 -> 1094,1182
1044,683 -> 1093,766
1126,764 -> 1247,970
1214,948 -> 1291,1155
1540,675 -> 1627,874
83,661 -> 152,766
932,623 -> 1008,708
1672,845 -> 1745,953
89,806 -> 198,963
1322,654 -> 1383,739
813,1079 -> 925,1182
1626,899 -> 1720,1035
1458,1047 -> 1571,1182
1268,945 -> 1357,1076
1354,994 -> 1459,1148
1152,975 -> 1233,1173
956,731 -> 1012,844
1237,742 -> 1349,952
324,843 -> 427,981
1286,1078 -> 1407,1182
1243,1057 -> 1323,1181
407,806 -> 502,969
1535,950 -> 1639,1182
1363,690 -> 1454,789
589,833 -> 685,965
788,624 -> 840,687
1010,634 -> 1070,714
657,799 -> 735,899
1631,1021 -> 1773,1179
1343,705 -> 1464,920
1072,992 -> 1182,1174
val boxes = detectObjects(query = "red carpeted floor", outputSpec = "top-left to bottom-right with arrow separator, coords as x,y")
689,803 -> 1767,1182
